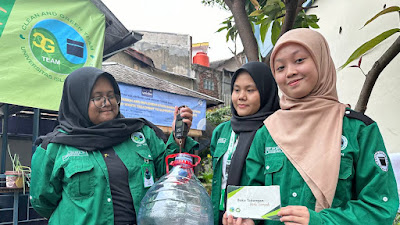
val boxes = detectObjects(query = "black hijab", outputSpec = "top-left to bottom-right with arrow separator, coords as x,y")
227,61 -> 280,185
36,67 -> 166,151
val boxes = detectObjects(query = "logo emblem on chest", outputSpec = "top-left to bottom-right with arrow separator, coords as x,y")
131,132 -> 146,144
217,138 -> 227,144
62,150 -> 88,161
265,146 -> 283,154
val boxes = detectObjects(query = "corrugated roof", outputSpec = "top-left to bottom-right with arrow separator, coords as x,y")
102,63 -> 223,107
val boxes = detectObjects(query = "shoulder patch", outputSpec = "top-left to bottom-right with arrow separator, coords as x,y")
374,151 -> 389,172
344,109 -> 374,125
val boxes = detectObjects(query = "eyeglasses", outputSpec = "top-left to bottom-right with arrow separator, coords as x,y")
90,94 -> 121,108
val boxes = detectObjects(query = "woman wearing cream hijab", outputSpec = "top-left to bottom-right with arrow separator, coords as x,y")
224,28 -> 398,225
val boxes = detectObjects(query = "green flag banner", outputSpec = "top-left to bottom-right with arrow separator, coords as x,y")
0,0 -> 105,110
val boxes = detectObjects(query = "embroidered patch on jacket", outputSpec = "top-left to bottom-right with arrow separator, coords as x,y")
217,138 -> 227,144
341,135 -> 348,150
265,146 -> 283,154
131,132 -> 146,144
62,150 -> 88,161
374,151 -> 388,172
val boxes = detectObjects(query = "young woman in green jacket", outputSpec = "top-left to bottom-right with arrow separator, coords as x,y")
211,61 -> 280,225
30,67 -> 197,225
224,29 -> 399,225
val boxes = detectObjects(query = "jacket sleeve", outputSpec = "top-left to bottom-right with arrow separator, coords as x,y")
145,126 -> 198,178
309,122 -> 399,225
30,143 -> 63,219
210,124 -> 220,158
210,122 -> 230,158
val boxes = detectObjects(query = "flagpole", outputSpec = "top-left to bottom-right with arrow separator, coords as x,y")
1,104 -> 9,174
32,108 -> 40,155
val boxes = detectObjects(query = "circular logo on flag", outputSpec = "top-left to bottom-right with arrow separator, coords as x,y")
29,19 -> 87,74
131,132 -> 145,144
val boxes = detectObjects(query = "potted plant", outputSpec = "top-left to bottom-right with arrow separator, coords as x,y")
5,145 -> 31,193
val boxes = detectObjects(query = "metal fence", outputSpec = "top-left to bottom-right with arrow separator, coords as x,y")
0,174 -> 47,225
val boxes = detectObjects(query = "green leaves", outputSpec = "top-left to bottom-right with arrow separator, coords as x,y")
259,18 -> 272,43
226,26 -> 238,42
339,28 -> 400,69
362,6 -> 400,28
340,5 -> 400,70
294,11 -> 319,28
216,16 -> 239,43
271,20 -> 281,45
305,14 -> 319,28
262,0 -> 284,19
248,0 -> 284,45
248,1 -> 319,46
217,1 -> 320,46
206,106 -> 232,126
249,9 -> 263,17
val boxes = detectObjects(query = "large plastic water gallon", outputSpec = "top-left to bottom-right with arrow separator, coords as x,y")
137,153 -> 214,225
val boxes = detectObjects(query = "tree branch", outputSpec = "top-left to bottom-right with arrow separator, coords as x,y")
225,0 -> 259,61
355,35 -> 400,113
279,0 -> 305,37
302,5 -> 318,10
263,0 -> 305,65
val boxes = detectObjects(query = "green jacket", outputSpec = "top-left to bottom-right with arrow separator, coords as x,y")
245,111 -> 399,225
30,125 -> 197,225
210,121 -> 249,225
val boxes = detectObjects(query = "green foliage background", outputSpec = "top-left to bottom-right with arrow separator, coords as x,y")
206,105 -> 232,126
394,212 -> 400,225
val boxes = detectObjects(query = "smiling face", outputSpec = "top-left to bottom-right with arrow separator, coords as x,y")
273,43 -> 319,99
88,76 -> 119,125
232,72 -> 261,116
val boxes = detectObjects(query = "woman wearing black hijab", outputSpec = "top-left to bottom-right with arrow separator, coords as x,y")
30,67 -> 198,225
210,61 -> 280,225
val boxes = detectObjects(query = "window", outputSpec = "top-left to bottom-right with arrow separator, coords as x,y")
203,79 -> 214,91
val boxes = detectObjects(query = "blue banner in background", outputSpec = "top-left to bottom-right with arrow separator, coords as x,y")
119,83 -> 207,131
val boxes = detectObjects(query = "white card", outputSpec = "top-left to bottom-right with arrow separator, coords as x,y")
226,185 -> 281,220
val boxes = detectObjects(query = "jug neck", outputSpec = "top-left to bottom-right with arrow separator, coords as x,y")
165,153 -> 201,174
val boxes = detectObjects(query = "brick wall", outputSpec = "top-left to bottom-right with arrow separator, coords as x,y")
192,64 -> 223,100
